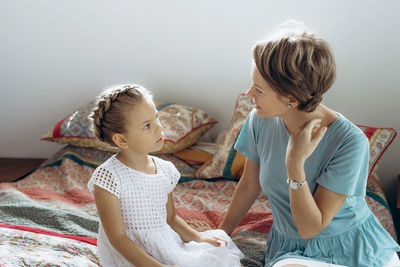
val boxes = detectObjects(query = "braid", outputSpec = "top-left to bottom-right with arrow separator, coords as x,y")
91,84 -> 152,146
92,99 -> 109,142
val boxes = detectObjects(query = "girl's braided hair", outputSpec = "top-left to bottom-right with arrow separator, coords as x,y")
91,84 -> 152,147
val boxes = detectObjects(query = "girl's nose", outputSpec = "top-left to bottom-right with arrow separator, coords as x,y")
156,119 -> 163,132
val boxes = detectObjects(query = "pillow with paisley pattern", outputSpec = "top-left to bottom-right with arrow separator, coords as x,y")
41,101 -> 218,154
195,94 -> 253,180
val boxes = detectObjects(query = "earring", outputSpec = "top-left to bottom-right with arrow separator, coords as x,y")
288,104 -> 293,109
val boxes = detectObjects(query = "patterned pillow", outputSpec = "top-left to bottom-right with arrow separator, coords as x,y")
41,101 -> 218,154
154,103 -> 218,154
195,93 -> 397,181
357,125 -> 397,181
195,94 -> 253,180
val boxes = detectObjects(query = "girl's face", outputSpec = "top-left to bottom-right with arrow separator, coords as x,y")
122,98 -> 164,154
247,64 -> 291,118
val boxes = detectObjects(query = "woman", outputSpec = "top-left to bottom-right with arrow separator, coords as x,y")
219,21 -> 400,267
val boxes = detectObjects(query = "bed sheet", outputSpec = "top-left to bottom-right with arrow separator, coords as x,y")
0,145 -> 397,266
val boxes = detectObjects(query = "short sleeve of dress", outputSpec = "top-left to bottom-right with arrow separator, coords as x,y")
316,132 -> 369,196
87,166 -> 121,198
234,110 -> 260,163
165,161 -> 181,185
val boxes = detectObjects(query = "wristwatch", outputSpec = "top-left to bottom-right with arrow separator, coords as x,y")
286,178 -> 307,190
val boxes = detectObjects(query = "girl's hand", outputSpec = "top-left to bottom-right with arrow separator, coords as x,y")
198,235 -> 228,247
187,220 -> 212,232
286,119 -> 327,167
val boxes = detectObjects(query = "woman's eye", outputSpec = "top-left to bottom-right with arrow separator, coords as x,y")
144,123 -> 150,130
256,88 -> 263,94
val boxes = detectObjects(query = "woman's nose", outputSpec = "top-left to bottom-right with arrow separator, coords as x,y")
246,86 -> 254,98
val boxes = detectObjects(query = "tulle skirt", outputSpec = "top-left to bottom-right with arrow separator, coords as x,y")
97,224 -> 244,267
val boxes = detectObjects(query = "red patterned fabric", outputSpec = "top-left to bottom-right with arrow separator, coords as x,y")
357,125 -> 397,181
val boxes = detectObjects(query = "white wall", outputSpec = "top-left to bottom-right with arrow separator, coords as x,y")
1,0 -> 399,226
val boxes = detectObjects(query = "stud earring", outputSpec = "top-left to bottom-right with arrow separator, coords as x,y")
288,104 -> 293,109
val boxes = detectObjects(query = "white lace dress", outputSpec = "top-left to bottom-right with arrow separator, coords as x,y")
88,155 -> 244,267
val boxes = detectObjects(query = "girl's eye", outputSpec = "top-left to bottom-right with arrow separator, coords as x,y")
144,123 -> 151,130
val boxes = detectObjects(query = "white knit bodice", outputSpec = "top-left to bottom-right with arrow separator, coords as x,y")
88,155 -> 180,235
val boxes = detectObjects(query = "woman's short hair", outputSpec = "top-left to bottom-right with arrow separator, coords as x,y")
253,21 -> 336,112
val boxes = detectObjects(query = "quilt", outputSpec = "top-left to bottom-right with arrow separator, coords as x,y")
0,145 -> 397,266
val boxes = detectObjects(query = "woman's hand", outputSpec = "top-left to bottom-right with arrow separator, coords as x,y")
198,235 -> 228,247
286,119 -> 327,169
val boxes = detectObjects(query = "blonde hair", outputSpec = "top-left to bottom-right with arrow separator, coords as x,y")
91,84 -> 152,147
253,20 -> 336,112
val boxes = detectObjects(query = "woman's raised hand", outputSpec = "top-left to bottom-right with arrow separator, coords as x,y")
286,118 -> 327,167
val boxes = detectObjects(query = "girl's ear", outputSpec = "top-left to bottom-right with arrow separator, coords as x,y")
112,133 -> 129,149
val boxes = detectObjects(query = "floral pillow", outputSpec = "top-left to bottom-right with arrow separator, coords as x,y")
41,101 -> 218,154
195,94 -> 397,181
357,125 -> 397,181
195,94 -> 253,180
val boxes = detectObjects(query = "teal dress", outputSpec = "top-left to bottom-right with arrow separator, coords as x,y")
235,110 -> 400,267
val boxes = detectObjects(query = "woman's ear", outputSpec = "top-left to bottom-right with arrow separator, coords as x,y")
112,133 -> 129,149
287,96 -> 299,108
279,95 -> 299,108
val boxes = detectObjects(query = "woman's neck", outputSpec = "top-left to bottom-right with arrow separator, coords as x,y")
116,150 -> 156,174
281,104 -> 338,135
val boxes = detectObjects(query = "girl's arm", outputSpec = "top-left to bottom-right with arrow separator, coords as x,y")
285,119 -> 347,239
94,185 -> 169,267
166,192 -> 221,246
219,159 -> 262,236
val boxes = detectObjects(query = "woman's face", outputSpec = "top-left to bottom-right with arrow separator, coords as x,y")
247,64 -> 291,118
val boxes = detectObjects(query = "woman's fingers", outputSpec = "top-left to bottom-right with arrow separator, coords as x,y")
312,125 -> 327,143
301,119 -> 327,141
303,118 -> 322,133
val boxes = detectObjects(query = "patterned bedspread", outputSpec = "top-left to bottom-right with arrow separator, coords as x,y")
0,145 -> 397,266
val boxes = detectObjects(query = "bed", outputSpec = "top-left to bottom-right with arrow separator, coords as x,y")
0,94 -> 397,266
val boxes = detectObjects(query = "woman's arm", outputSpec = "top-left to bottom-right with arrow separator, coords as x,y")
94,185 -> 168,267
166,192 -> 221,246
219,158 -> 262,236
286,163 -> 346,238
286,119 -> 346,239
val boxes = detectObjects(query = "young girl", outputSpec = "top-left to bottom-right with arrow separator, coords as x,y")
88,84 -> 244,267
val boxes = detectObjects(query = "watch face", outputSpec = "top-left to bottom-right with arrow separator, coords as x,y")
289,182 -> 299,190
